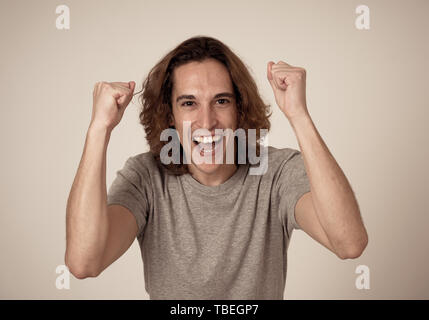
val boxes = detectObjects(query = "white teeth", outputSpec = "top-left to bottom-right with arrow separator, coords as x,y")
193,135 -> 222,144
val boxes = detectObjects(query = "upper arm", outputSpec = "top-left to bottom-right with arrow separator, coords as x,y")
295,191 -> 338,256
97,204 -> 139,275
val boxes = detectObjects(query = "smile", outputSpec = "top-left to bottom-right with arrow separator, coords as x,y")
192,134 -> 223,144
192,134 -> 224,156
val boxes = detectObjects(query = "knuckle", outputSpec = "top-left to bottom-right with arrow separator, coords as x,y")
292,68 -> 306,80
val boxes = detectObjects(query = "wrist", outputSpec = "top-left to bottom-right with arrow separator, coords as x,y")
87,121 -> 112,142
88,120 -> 112,134
287,111 -> 312,129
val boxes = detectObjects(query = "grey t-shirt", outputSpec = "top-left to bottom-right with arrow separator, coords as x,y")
107,146 -> 311,299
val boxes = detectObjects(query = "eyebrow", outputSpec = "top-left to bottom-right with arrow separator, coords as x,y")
176,92 -> 235,103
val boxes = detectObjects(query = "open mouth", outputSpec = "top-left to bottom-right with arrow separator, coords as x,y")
192,134 -> 223,156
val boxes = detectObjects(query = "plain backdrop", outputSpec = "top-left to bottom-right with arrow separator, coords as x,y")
0,0 -> 428,299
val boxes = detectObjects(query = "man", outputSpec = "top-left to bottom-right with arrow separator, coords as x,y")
65,36 -> 368,299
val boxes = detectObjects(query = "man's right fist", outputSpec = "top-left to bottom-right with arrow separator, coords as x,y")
90,81 -> 136,131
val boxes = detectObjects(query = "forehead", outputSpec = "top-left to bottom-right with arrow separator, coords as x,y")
172,58 -> 233,95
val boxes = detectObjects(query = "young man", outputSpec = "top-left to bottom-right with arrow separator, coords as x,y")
65,36 -> 368,299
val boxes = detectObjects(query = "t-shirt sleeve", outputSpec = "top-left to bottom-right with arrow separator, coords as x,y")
107,156 -> 151,238
276,149 -> 311,239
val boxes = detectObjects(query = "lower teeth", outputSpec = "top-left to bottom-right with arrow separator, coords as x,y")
201,142 -> 215,152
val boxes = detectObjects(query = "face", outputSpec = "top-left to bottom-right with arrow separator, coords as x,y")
170,58 -> 238,177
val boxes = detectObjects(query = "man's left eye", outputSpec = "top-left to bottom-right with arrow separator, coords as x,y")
216,99 -> 230,105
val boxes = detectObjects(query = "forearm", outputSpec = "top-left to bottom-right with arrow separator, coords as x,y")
65,124 -> 111,277
289,113 -> 368,256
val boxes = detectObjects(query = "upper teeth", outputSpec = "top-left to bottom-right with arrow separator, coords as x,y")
193,135 -> 222,144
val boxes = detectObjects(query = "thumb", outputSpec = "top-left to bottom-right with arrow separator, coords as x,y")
128,81 -> 136,93
267,61 -> 276,91
116,85 -> 134,111
118,81 -> 136,108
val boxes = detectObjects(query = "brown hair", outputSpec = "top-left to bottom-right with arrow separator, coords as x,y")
136,35 -> 271,175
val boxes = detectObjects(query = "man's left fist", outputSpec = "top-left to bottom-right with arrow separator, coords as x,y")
267,61 -> 309,120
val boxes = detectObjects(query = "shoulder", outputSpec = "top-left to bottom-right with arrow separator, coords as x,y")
121,150 -> 160,176
246,145 -> 302,179
266,145 -> 302,170
130,151 -> 158,167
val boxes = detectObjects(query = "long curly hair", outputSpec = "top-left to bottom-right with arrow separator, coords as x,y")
136,35 -> 271,175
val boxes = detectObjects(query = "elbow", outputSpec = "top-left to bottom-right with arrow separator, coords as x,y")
65,252 -> 101,279
338,247 -> 364,260
67,263 -> 101,280
69,267 -> 100,280
337,233 -> 369,260
68,268 -> 92,280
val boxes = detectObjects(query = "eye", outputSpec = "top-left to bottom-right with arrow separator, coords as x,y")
216,98 -> 230,105
181,101 -> 195,107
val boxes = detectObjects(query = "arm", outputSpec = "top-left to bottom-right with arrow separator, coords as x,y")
65,81 -> 138,278
292,114 -> 368,259
267,61 -> 368,259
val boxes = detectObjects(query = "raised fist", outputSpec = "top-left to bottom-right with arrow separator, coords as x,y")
90,81 -> 136,131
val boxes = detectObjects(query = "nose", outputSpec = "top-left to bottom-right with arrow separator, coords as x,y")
197,104 -> 217,131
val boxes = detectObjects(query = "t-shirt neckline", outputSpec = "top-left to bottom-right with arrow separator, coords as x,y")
181,164 -> 249,195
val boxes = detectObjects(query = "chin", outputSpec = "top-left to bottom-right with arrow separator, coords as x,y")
188,141 -> 231,175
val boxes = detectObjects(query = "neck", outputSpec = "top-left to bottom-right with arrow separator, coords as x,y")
188,164 -> 238,186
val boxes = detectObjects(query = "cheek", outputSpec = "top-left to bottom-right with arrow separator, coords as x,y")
171,106 -> 183,127
227,106 -> 239,129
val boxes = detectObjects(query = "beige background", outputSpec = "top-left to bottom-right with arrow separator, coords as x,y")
0,0 -> 428,299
